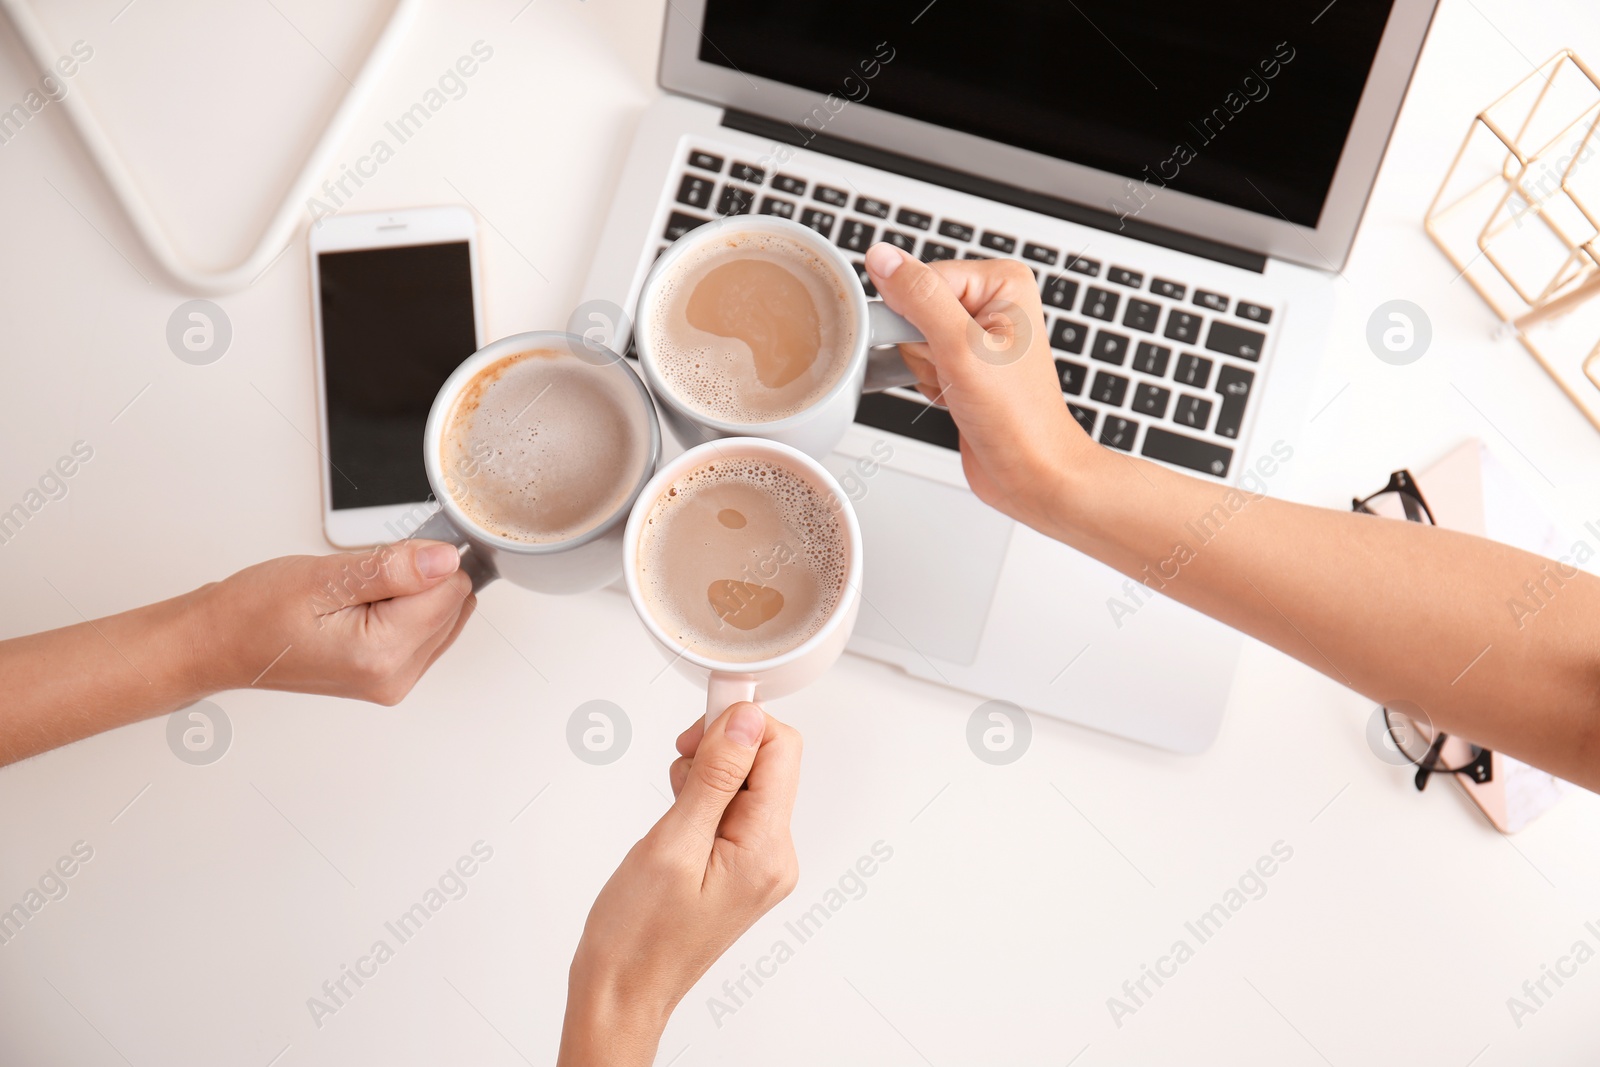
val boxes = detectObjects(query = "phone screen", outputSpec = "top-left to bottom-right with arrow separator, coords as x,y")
318,241 -> 477,511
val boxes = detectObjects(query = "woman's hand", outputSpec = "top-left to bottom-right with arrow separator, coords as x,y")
197,540 -> 476,704
0,540 -> 476,766
559,702 -> 802,1067
864,243 -> 1099,538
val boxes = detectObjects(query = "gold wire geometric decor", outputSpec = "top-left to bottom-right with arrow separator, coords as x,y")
1425,50 -> 1600,430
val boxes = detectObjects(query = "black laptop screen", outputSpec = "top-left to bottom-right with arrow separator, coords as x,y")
698,0 -> 1396,228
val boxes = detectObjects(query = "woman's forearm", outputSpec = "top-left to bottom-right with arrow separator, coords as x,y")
1052,449 -> 1600,788
0,543 -> 476,769
0,586 -> 225,765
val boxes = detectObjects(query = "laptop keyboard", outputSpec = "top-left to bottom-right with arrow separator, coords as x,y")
651,147 -> 1278,482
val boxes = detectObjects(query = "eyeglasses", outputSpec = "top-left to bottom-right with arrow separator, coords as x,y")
1352,470 -> 1494,792
1351,468 -> 1435,525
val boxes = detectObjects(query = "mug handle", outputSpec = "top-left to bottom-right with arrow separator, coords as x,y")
705,672 -> 760,729
412,508 -> 498,594
862,301 -> 925,393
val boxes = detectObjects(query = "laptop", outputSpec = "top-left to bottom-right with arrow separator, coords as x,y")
580,0 -> 1439,753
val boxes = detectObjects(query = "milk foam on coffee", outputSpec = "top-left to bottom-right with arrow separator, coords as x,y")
441,348 -> 648,544
649,231 -> 857,423
637,457 -> 847,663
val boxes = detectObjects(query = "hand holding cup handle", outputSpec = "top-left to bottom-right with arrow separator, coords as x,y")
862,301 -> 925,392
705,674 -> 760,729
410,509 -> 498,594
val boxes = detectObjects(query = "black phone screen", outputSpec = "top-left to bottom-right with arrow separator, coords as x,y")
318,241 -> 477,511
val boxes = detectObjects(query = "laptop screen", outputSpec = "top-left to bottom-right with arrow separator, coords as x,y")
699,0 -> 1396,228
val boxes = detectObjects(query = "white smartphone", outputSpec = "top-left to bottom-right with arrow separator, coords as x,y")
309,206 -> 484,548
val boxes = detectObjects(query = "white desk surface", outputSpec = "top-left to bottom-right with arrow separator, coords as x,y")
4,1 -> 1600,1064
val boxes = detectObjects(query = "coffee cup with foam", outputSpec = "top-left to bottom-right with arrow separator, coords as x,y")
623,436 -> 864,725
634,214 -> 923,459
412,331 -> 661,593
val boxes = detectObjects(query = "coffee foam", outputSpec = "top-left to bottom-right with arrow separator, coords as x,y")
647,230 -> 857,423
637,456 -> 848,663
440,348 -> 648,544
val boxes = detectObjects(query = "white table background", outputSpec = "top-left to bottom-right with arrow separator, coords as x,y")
3,1 -> 1600,1064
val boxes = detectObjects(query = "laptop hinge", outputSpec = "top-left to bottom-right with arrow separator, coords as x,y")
721,109 -> 1268,274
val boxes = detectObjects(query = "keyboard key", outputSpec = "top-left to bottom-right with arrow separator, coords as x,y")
730,162 -> 765,184
815,185 -> 849,207
1194,289 -> 1230,313
1164,309 -> 1202,344
837,219 -> 875,253
1213,365 -> 1255,439
1023,242 -> 1059,265
1068,403 -> 1098,435
1042,275 -> 1079,310
896,207 -> 933,230
1065,254 -> 1101,277
799,208 -> 835,237
688,150 -> 723,172
963,252 -> 990,260
1090,370 -> 1129,407
676,174 -> 714,210
663,210 -> 708,241
1108,267 -> 1144,288
1132,342 -> 1171,376
1237,301 -> 1273,324
1205,321 -> 1267,361
854,393 -> 959,450
851,261 -> 877,298
855,196 -> 890,218
718,186 -> 754,216
1050,318 -> 1089,355
1099,416 -> 1138,451
938,220 -> 975,242
1216,365 -> 1254,397
1174,354 -> 1213,388
920,241 -> 957,261
980,231 -> 1017,253
881,230 -> 916,252
1083,287 -> 1120,321
1142,426 -> 1233,477
1173,394 -> 1213,429
1054,359 -> 1088,396
759,196 -> 795,219
1122,298 -> 1161,333
1091,329 -> 1130,365
1132,383 -> 1171,418
773,174 -> 807,195
1150,278 -> 1186,300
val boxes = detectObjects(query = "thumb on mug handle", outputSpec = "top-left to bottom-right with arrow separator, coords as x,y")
862,301 -> 924,393
705,672 -> 760,729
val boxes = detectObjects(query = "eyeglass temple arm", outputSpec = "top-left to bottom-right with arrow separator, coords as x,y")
1413,733 -> 1447,791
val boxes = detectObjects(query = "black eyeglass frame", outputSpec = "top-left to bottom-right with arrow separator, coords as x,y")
1352,469 -> 1493,792
1351,468 -> 1437,526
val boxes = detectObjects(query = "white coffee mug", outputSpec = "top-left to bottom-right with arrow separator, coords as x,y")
623,437 -> 864,724
414,331 -> 661,594
634,214 -> 923,459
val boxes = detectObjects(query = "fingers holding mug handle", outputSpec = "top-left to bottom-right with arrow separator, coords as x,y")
706,672 -> 760,729
862,302 -> 925,393
412,509 -> 498,594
